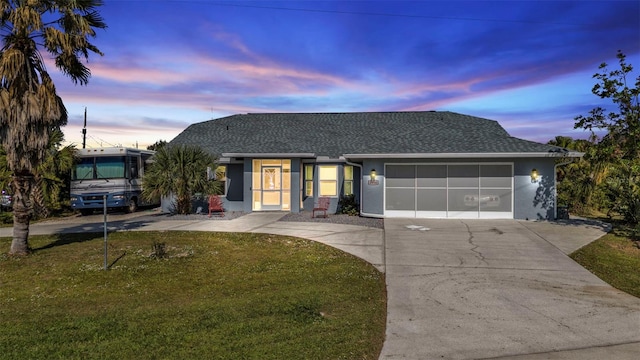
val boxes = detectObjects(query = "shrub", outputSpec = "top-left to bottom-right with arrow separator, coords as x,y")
151,241 -> 167,259
338,194 -> 359,216
0,211 -> 12,224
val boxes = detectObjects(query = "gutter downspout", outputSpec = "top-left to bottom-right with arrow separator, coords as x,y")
554,158 -> 574,220
344,160 -> 385,218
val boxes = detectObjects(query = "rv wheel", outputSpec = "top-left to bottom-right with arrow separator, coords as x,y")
127,198 -> 138,213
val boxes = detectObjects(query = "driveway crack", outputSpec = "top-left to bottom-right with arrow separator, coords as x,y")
462,220 -> 488,265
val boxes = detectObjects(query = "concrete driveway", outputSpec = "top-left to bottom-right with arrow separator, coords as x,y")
380,219 -> 640,359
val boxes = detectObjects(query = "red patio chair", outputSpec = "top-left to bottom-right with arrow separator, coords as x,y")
312,197 -> 330,218
208,194 -> 224,217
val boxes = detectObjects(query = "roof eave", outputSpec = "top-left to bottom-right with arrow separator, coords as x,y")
342,152 -> 584,159
222,153 -> 316,158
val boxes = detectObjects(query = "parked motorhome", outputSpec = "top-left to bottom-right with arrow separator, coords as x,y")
70,147 -> 158,215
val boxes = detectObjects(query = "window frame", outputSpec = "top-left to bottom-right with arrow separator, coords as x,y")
304,164 -> 314,197
344,165 -> 354,196
318,165 -> 338,197
216,165 -> 228,196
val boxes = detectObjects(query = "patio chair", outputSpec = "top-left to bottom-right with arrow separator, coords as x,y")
208,194 -> 224,217
312,197 -> 330,218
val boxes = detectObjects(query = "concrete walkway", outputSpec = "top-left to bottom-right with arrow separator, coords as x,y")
2,213 -> 639,359
0,212 -> 385,271
380,218 -> 640,360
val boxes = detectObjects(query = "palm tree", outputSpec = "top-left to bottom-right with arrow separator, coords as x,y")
32,128 -> 75,218
0,0 -> 106,255
0,147 -> 10,191
142,145 -> 221,215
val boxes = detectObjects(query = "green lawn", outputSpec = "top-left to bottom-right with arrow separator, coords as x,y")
571,225 -> 640,298
0,231 -> 386,359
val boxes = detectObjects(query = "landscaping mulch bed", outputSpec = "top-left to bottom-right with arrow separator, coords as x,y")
279,212 -> 384,229
145,210 -> 246,221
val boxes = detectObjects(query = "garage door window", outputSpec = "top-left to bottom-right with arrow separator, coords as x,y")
480,165 -> 512,213
386,165 -> 415,210
417,165 -> 447,212
448,165 -> 479,215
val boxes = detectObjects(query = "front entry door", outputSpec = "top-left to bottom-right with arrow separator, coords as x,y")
252,159 -> 291,211
261,166 -> 282,210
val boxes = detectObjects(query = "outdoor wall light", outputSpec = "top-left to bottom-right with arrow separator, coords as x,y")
531,168 -> 539,182
370,169 -> 377,181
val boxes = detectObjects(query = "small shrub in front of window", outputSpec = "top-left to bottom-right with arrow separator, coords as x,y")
338,194 -> 359,216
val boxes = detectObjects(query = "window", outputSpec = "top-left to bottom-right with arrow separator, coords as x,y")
128,156 -> 139,179
216,165 -> 227,196
344,165 -> 354,196
304,165 -> 313,197
95,156 -> 125,179
73,158 -> 94,180
319,165 -> 338,197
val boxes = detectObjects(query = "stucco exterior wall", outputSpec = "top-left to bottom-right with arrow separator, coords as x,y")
242,159 -> 252,213
361,159 -> 386,216
221,163 -> 244,212
513,158 -> 556,220
359,157 -> 557,220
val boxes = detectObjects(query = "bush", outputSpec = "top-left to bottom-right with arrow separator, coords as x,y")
0,211 -> 12,224
151,241 -> 167,259
338,194 -> 359,216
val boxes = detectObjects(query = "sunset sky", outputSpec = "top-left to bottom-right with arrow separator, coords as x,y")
49,0 -> 640,149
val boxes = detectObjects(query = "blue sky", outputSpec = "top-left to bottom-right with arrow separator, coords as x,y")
50,0 -> 640,149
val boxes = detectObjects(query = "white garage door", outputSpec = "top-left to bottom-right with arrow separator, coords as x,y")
384,163 -> 513,219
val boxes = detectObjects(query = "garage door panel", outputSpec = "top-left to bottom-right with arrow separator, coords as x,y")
480,164 -> 512,177
417,189 -> 447,211
386,188 -> 415,210
386,165 -> 416,187
447,211 -> 480,219
480,189 -> 512,212
448,189 -> 480,211
416,211 -> 447,218
448,165 -> 479,187
481,164 -> 512,188
417,165 -> 447,187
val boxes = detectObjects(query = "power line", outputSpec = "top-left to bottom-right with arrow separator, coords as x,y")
87,134 -> 117,148
118,0 -> 594,27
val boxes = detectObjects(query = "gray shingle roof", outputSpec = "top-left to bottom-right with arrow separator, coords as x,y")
169,111 -> 568,158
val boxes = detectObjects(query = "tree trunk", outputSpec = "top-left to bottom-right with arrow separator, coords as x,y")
31,177 -> 50,219
9,175 -> 33,256
177,195 -> 192,215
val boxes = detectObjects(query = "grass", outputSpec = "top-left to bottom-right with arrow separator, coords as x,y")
570,224 -> 640,298
0,231 -> 386,360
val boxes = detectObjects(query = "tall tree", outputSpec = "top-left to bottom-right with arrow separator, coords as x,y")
0,0 -> 106,255
548,137 -> 609,214
142,145 -> 221,215
574,51 -> 640,223
147,139 -> 167,151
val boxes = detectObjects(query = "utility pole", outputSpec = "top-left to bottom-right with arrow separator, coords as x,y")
82,107 -> 87,149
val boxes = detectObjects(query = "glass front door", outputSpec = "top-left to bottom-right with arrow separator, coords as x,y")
252,159 -> 291,211
261,166 -> 282,210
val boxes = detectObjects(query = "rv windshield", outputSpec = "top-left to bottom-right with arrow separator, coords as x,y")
73,156 -> 126,180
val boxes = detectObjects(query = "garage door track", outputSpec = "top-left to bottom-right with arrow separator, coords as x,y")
380,219 -> 640,359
